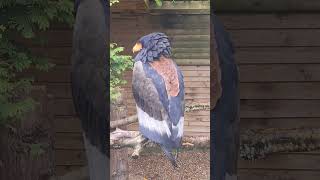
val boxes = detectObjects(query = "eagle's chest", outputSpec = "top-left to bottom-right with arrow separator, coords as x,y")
148,57 -> 179,97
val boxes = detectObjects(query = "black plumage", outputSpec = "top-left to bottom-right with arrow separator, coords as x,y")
211,14 -> 240,180
71,0 -> 109,156
132,32 -> 184,167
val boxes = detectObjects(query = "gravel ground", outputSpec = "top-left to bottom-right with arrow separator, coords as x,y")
128,150 -> 210,180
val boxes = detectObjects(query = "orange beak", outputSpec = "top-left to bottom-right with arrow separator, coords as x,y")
132,42 -> 142,54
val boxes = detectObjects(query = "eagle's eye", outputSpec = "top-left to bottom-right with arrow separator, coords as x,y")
132,42 -> 142,54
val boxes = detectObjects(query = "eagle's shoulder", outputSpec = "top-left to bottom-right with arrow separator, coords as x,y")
149,56 -> 180,97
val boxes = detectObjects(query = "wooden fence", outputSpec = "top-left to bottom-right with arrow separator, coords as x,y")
216,1 -> 320,179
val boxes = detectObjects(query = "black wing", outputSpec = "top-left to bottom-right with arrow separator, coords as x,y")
71,0 -> 109,155
211,14 -> 240,179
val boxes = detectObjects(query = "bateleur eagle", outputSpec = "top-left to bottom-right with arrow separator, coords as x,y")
132,32 -> 185,167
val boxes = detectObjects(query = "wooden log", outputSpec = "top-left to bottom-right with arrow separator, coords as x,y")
110,115 -> 138,129
240,128 -> 320,160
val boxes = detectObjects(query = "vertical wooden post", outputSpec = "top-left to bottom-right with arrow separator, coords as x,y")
110,97 -> 129,180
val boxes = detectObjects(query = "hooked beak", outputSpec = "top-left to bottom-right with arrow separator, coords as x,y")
132,42 -> 142,54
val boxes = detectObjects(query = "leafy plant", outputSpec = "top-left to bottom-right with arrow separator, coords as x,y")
110,0 -> 133,102
0,0 -> 74,125
154,0 -> 163,6
110,43 -> 133,101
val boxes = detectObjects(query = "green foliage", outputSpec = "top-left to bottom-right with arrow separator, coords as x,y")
109,1 -> 133,102
110,43 -> 133,101
154,0 -> 163,6
0,0 -> 74,125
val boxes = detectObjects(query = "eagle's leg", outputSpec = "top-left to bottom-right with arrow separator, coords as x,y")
161,146 -> 178,168
175,148 -> 179,160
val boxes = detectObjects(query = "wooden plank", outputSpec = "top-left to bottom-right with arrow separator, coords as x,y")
230,29 -> 320,47
171,35 -> 209,41
188,121 -> 210,127
240,117 -> 320,130
182,125 -> 209,133
55,165 -> 86,176
52,99 -> 76,116
175,59 -> 210,65
165,29 -> 210,35
174,53 -> 210,59
183,87 -> 209,94
239,169 -> 320,180
30,47 -> 72,65
172,41 -> 210,48
55,133 -> 84,150
214,0 -> 320,12
240,100 -> 320,118
173,48 -> 210,53
236,47 -> 320,64
47,83 -> 71,99
240,82 -> 320,100
239,153 -> 320,170
180,66 -> 210,71
220,14 -> 320,29
55,149 -> 86,166
54,116 -> 81,133
239,64 -> 320,82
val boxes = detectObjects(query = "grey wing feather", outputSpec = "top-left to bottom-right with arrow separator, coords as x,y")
132,61 -> 167,121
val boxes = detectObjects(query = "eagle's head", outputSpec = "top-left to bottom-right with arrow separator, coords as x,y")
132,32 -> 172,63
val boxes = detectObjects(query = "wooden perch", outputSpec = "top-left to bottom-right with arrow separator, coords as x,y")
110,115 -> 138,129
110,128 -> 210,158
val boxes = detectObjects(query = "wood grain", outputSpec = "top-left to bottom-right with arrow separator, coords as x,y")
215,0 -> 320,12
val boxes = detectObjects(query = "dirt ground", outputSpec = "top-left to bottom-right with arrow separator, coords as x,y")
128,150 -> 210,180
